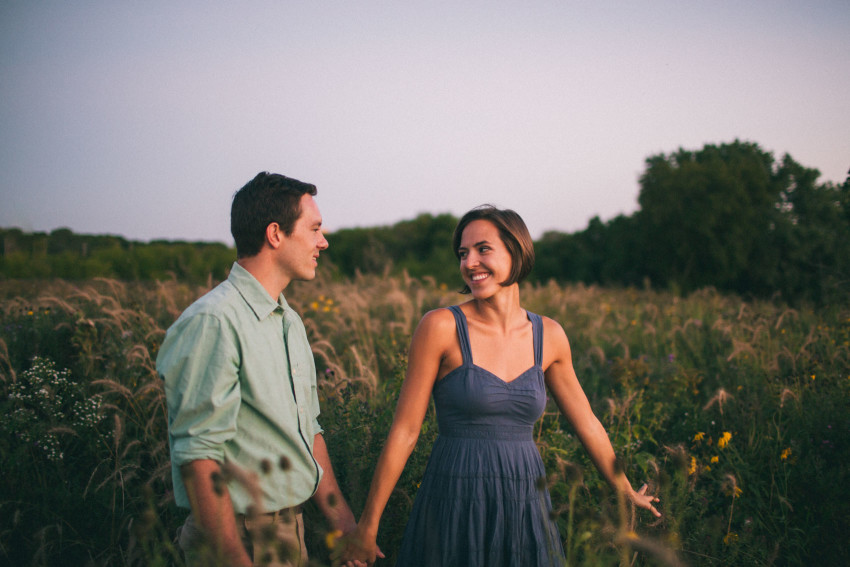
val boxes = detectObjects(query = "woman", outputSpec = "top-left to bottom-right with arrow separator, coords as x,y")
335,206 -> 660,567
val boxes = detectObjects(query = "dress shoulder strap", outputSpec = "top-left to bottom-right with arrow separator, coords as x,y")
528,311 -> 543,367
447,305 -> 472,365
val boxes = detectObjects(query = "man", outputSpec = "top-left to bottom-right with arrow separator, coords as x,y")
158,172 -> 372,566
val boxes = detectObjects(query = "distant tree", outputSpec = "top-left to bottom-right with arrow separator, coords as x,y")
325,213 -> 458,284
324,226 -> 392,276
635,140 -> 849,303
531,215 -> 644,288
766,158 -> 850,303
389,213 -> 458,283
636,141 -> 784,294
0,229 -> 234,284
532,230 -> 583,283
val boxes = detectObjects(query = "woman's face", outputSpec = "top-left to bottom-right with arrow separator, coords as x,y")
457,220 -> 513,298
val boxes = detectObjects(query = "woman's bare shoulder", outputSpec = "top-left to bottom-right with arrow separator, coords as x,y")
539,315 -> 571,368
540,314 -> 569,341
415,307 -> 457,336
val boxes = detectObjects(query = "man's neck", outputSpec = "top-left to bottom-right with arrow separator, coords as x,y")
237,256 -> 289,300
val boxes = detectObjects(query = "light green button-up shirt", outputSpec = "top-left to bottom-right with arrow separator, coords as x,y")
158,262 -> 323,514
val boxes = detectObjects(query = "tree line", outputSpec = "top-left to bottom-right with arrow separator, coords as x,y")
0,228 -> 233,284
2,141 -> 847,305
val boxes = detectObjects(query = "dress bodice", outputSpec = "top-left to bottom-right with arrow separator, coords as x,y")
432,306 -> 546,438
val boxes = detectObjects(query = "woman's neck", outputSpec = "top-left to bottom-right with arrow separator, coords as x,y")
467,285 -> 524,331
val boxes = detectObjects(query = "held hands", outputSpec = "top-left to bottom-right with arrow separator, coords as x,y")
629,483 -> 662,517
330,524 -> 385,567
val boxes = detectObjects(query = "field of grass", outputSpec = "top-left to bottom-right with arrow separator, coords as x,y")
1,271 -> 848,566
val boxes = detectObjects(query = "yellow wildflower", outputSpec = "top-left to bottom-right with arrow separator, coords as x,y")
710,456 -> 719,464
688,456 -> 697,475
780,447 -> 791,461
723,532 -> 738,545
733,486 -> 743,498
310,301 -> 319,310
718,431 -> 732,449
693,431 -> 705,442
325,529 -> 343,549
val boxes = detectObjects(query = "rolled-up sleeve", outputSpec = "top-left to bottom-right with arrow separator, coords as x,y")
160,312 -> 241,466
311,389 -> 324,437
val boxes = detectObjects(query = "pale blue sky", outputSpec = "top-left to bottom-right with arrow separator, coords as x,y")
2,1 -> 848,244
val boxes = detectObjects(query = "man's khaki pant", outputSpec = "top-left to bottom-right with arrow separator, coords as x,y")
178,508 -> 308,566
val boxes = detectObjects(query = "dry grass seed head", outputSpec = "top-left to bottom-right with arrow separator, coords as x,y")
779,387 -> 799,408
0,337 -> 14,383
40,295 -> 80,316
347,345 -> 378,389
112,413 -> 124,452
93,379 -> 135,400
309,339 -> 339,368
663,444 -> 690,472
726,339 -> 757,362
588,345 -> 606,366
722,473 -> 740,496
703,388 -> 734,414
775,307 -> 799,329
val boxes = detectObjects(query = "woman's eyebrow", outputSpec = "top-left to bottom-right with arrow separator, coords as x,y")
459,240 -> 491,250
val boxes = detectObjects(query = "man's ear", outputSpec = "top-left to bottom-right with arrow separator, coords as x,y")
265,222 -> 283,249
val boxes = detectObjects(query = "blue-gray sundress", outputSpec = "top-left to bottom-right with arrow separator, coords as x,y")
394,305 -> 565,566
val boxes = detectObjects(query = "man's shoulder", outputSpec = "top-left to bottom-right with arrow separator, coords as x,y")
172,279 -> 242,326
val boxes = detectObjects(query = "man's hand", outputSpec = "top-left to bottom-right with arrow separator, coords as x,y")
181,459 -> 253,567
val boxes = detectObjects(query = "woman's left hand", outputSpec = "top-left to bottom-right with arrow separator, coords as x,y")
630,483 -> 662,517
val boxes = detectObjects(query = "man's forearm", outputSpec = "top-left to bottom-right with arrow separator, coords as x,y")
181,459 -> 252,567
311,434 -> 358,533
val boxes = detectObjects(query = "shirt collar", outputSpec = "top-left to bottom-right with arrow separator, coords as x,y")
227,261 -> 289,320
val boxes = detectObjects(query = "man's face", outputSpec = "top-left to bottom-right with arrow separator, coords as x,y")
277,193 -> 329,282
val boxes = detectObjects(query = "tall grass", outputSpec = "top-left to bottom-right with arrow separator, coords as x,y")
1,272 -> 847,565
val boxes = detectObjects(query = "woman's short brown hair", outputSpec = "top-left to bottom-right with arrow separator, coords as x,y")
452,205 -> 535,294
